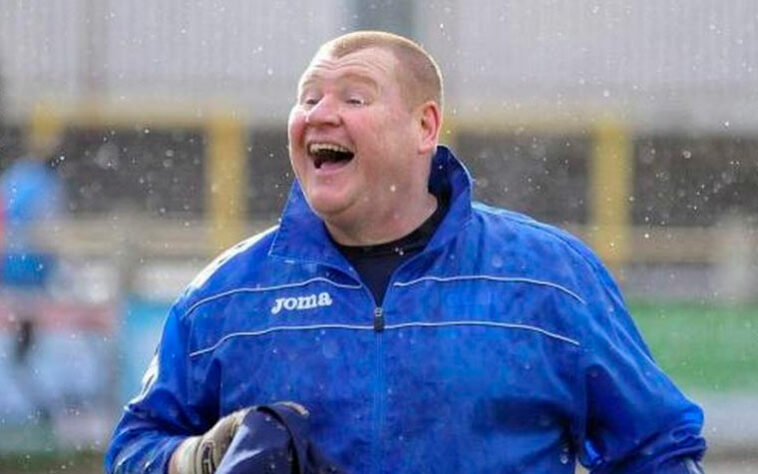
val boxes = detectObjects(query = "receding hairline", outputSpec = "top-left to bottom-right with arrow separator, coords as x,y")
315,31 -> 444,110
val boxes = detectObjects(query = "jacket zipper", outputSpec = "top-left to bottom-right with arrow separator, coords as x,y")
372,320 -> 385,474
373,306 -> 385,332
368,260 -> 422,473
363,258 -> 425,473
367,290 -> 384,474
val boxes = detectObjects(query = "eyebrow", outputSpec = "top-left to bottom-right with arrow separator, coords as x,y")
299,72 -> 380,92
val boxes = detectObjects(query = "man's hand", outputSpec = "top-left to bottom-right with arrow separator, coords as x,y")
170,408 -> 250,474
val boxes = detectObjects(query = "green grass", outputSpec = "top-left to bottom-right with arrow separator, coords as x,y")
629,301 -> 758,392
0,450 -> 102,474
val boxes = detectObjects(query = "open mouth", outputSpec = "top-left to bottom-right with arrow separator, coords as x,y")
308,143 -> 355,169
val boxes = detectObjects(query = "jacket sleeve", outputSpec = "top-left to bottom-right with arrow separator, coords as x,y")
570,250 -> 707,473
105,305 -> 211,474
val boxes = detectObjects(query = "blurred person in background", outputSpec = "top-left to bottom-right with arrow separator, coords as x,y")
107,31 -> 706,474
1,130 -> 65,292
0,129 -> 65,421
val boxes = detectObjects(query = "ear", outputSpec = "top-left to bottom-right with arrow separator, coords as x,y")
416,101 -> 442,155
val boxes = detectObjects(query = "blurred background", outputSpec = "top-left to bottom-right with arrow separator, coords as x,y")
0,1 -> 756,472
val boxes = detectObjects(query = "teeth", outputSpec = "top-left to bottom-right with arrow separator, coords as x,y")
308,143 -> 352,155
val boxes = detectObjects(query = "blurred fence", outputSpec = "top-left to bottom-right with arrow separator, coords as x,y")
3,113 -> 757,299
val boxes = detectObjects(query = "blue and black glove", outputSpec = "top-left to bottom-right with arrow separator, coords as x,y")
215,401 -> 344,474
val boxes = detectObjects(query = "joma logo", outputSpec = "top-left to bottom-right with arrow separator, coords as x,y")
271,292 -> 333,315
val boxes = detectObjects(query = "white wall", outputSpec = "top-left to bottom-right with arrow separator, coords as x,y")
420,0 -> 758,131
2,0 -> 757,130
1,0 -> 343,122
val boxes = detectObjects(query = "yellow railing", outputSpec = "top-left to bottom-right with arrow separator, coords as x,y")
442,110 -> 633,276
29,102 -> 247,254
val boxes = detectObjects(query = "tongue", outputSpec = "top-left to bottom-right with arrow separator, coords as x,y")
318,158 -> 350,171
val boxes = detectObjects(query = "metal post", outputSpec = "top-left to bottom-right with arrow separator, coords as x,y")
589,120 -> 632,278
206,114 -> 247,253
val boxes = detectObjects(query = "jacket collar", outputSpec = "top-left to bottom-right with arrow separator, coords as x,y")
268,145 -> 473,270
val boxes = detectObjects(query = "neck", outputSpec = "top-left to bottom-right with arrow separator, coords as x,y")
326,192 -> 438,246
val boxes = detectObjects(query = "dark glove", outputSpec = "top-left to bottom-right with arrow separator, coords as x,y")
215,401 -> 345,474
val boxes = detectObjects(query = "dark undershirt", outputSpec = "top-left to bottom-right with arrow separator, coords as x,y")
334,193 -> 449,306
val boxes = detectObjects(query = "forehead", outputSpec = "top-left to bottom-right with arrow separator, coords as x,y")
299,47 -> 399,88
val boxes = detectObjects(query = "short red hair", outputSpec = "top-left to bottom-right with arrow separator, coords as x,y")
317,31 -> 444,111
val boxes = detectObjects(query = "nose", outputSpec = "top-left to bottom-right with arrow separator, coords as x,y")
305,96 -> 340,126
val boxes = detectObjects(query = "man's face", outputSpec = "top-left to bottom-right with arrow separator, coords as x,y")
288,47 -> 430,235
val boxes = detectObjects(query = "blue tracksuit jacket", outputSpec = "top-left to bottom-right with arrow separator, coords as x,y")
106,146 -> 705,473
